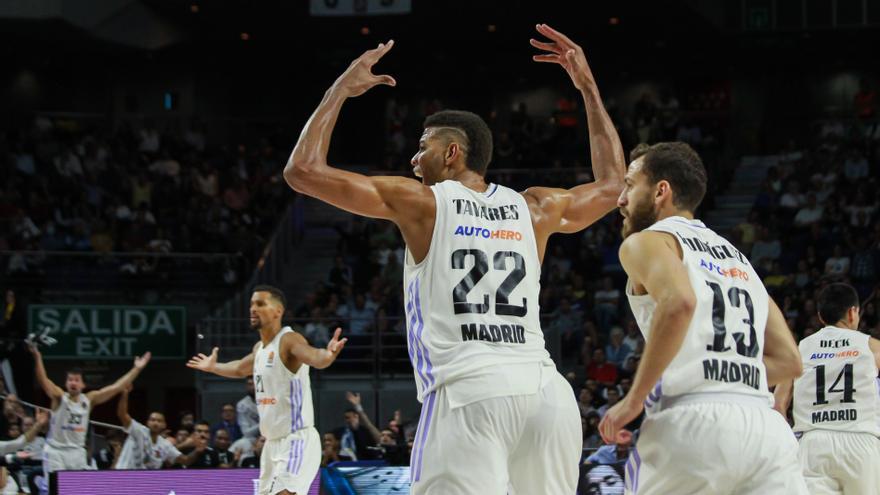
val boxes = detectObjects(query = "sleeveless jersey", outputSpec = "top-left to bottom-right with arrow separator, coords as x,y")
253,327 -> 314,440
626,216 -> 773,415
793,326 -> 880,436
47,393 -> 90,448
402,180 -> 551,404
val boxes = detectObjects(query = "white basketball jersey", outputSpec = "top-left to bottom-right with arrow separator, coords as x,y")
626,216 -> 773,414
403,181 -> 551,403
253,327 -> 314,440
47,393 -> 90,449
792,326 -> 880,436
116,419 -> 181,469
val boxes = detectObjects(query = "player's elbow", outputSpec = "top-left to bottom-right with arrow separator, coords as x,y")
781,351 -> 803,381
283,157 -> 321,193
595,181 -> 624,209
666,292 -> 697,321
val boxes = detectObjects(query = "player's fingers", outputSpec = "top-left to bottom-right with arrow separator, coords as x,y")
536,23 -> 577,47
365,39 -> 394,64
532,54 -> 561,63
197,353 -> 207,360
529,38 -> 561,53
211,347 -> 219,355
332,327 -> 342,341
374,74 -> 397,87
337,338 -> 348,350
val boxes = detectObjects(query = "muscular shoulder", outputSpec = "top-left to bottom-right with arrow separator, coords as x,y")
279,330 -> 308,352
619,230 -> 680,259
374,176 -> 435,215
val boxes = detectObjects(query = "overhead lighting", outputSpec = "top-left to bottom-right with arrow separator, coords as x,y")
487,24 -> 497,33
360,26 -> 370,35
609,17 -> 620,25
240,32 -> 250,41
190,4 -> 199,13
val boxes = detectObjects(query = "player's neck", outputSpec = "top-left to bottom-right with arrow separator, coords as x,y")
656,207 -> 694,222
259,324 -> 283,345
832,320 -> 857,331
450,170 -> 489,192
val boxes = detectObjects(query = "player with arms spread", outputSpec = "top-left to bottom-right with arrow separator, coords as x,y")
187,285 -> 346,495
283,25 -> 625,494
29,343 -> 150,475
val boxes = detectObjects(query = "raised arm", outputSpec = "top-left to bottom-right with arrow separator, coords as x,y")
117,385 -> 132,429
187,345 -> 256,379
28,344 -> 64,402
598,232 -> 696,442
763,298 -> 803,386
25,409 -> 49,443
86,352 -> 151,407
283,41 -> 433,225
526,24 -> 626,239
345,392 -> 381,444
283,328 -> 347,371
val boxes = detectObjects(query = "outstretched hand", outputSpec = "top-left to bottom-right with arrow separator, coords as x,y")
134,351 -> 152,369
530,24 -> 596,91
187,347 -> 219,373
328,328 -> 347,356
333,40 -> 397,98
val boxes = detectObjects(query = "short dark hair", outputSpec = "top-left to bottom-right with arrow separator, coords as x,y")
630,142 -> 707,212
66,368 -> 84,378
253,284 -> 287,309
423,110 -> 493,175
195,420 -> 211,429
817,283 -> 859,325
344,408 -> 359,416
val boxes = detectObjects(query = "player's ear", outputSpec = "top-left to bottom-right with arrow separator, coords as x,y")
445,142 -> 458,164
655,179 -> 671,203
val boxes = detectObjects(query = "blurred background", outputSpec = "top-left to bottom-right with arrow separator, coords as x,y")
0,0 -> 878,492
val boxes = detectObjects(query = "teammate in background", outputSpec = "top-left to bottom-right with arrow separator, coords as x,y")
0,407 -> 48,456
774,283 -> 880,494
283,24 -> 625,493
187,285 -> 346,495
599,142 -> 807,494
115,384 -> 204,469
29,344 -> 150,474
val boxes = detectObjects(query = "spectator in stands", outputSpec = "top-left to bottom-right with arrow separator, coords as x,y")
577,388 -> 597,417
793,193 -> 824,228
182,421 -> 219,468
334,392 -> 382,461
824,245 -> 851,279
621,318 -> 642,353
597,387 -> 621,418
604,326 -> 631,368
240,436 -> 264,468
843,150 -> 869,181
593,276 -> 620,332
583,428 -> 632,466
582,412 -> 603,450
586,348 -> 618,387
321,432 -> 353,467
212,429 -> 235,468
237,377 -> 259,440
344,294 -> 376,336
211,404 -> 242,443
750,226 -> 781,270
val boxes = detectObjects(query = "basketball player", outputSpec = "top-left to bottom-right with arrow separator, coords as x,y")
115,384 -> 204,469
186,285 -> 346,495
283,24 -> 626,493
773,283 -> 880,494
28,343 -> 151,474
598,142 -> 808,494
